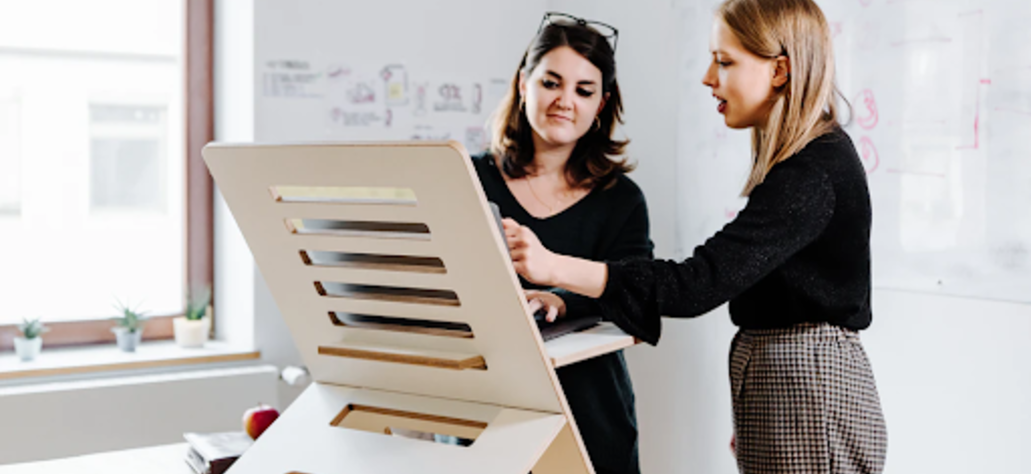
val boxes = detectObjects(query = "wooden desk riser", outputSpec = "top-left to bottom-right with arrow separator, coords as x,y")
204,141 -> 637,474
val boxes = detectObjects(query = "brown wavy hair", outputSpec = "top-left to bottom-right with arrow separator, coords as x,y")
489,20 -> 633,190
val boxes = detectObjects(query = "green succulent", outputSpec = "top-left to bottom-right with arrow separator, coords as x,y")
112,299 -> 149,333
185,285 -> 212,321
17,318 -> 49,339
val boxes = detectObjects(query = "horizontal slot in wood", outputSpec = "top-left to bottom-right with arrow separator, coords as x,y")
300,250 -> 445,274
318,343 -> 486,370
286,218 -> 430,240
287,235 -> 435,259
385,427 -> 475,446
331,404 -> 484,445
270,185 -> 417,205
315,282 -> 460,307
330,312 -> 473,339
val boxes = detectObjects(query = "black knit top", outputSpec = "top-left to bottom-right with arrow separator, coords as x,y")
600,127 -> 873,344
471,154 -> 654,312
472,152 -> 651,474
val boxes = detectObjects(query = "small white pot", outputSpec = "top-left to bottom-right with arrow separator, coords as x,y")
173,316 -> 211,348
14,337 -> 42,362
112,327 -> 143,352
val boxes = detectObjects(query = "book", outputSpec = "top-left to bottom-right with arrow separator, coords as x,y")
182,431 -> 254,474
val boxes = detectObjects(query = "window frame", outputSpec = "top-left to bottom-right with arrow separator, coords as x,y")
0,0 -> 214,351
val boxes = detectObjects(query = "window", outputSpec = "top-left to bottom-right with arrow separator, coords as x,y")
0,97 -> 20,215
90,104 -> 169,213
0,0 -> 213,349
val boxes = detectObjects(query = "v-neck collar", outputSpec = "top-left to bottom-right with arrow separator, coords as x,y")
488,156 -> 600,222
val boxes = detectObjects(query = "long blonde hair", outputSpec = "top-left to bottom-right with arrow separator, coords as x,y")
718,0 -> 841,196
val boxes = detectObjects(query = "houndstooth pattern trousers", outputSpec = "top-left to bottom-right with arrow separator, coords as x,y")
729,322 -> 888,474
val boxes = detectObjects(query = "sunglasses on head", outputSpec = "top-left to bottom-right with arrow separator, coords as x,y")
537,12 -> 619,52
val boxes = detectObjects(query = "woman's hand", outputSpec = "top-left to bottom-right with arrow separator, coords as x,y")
525,290 -> 566,323
503,218 -> 560,286
502,218 -> 609,298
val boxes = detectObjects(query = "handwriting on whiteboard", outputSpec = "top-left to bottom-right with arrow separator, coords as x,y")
855,89 -> 879,130
957,78 -> 991,150
858,136 -> 880,174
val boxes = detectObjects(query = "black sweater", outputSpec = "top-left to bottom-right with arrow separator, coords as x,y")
471,154 -> 655,313
472,153 -> 652,474
600,127 -> 873,344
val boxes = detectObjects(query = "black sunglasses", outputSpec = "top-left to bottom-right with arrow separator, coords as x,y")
537,12 -> 619,52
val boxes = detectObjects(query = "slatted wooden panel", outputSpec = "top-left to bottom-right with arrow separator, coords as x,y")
203,141 -> 565,413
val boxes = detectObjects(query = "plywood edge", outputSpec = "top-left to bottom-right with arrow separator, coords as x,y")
318,342 -> 485,370
545,322 -> 638,368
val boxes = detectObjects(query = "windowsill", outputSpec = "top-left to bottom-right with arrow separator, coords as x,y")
0,340 -> 260,382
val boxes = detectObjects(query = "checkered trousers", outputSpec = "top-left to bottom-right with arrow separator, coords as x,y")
729,322 -> 888,474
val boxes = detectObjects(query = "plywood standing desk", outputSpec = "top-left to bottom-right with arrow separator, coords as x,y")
204,141 -> 638,474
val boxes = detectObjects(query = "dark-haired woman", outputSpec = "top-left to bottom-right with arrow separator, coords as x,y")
472,14 -> 651,474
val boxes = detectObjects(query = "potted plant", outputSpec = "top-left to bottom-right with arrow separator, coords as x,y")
14,318 -> 49,362
112,300 -> 148,352
174,285 -> 212,348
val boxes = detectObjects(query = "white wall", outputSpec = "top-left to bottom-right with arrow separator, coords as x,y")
213,0 -> 255,358
863,291 -> 1031,473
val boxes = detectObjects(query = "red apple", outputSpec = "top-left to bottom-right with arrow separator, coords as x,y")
242,403 -> 279,440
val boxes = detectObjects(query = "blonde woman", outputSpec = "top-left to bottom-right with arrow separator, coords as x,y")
502,0 -> 888,472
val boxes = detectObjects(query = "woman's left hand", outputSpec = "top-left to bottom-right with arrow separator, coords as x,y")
503,218 -> 559,286
525,290 -> 566,323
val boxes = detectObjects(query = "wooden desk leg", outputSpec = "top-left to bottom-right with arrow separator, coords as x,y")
532,422 -> 594,474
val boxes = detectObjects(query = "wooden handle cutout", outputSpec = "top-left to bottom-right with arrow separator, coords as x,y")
285,218 -> 431,240
300,250 -> 446,274
270,185 -> 417,205
315,282 -> 460,307
331,403 -> 485,446
329,312 -> 473,339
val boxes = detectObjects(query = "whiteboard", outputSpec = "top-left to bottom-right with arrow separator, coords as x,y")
251,1 -> 543,156
258,59 -> 508,154
676,0 -> 1031,304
